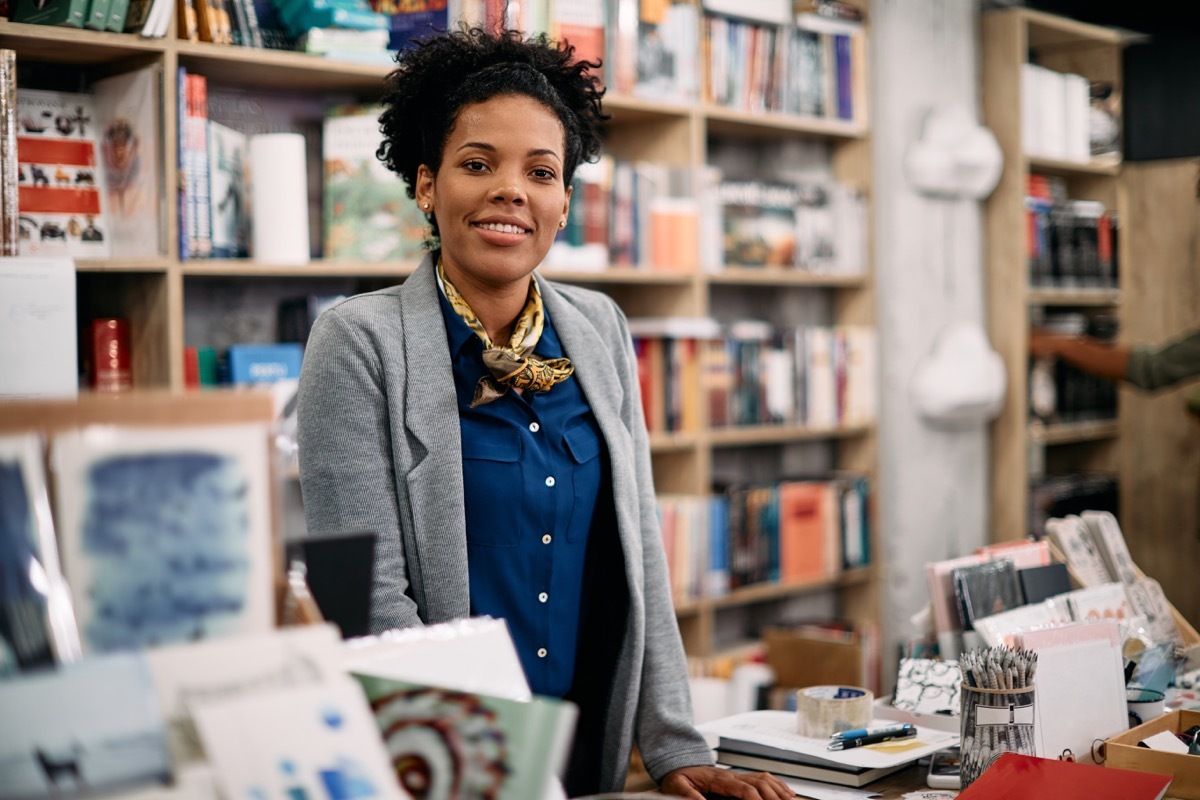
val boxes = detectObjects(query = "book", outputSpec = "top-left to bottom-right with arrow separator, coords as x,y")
183,72 -> 211,258
177,0 -> 199,38
322,104 -> 426,264
719,180 -> 801,268
0,49 -> 16,256
83,0 -> 112,29
352,672 -> 578,800
206,120 -> 248,258
0,258 -> 77,399
10,0 -> 87,26
951,558 -> 1023,631
1016,562 -> 1071,605
716,748 -> 905,787
957,752 -> 1171,800
92,64 -> 164,259
50,423 -> 274,654
15,88 -> 112,258
104,0 -> 130,29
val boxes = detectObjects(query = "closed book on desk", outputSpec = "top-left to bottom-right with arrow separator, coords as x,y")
715,748 -> 905,787
957,752 -> 1171,799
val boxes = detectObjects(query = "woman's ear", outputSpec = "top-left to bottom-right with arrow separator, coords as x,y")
415,164 -> 435,212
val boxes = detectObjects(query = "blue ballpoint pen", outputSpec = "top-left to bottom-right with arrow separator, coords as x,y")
827,724 -> 917,751
830,723 -> 914,741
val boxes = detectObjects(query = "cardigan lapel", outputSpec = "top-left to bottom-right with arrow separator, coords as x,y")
398,254 -> 470,623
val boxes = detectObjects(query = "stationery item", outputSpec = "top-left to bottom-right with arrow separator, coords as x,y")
796,685 -> 874,737
952,558 -> 1024,631
1081,509 -> 1138,584
828,723 -> 916,750
973,600 -> 1065,648
1045,515 -> 1113,587
727,767 -> 891,799
716,749 -> 907,788
285,533 -> 376,639
1125,577 -> 1184,649
1140,730 -> 1189,754
891,658 -> 961,717
958,646 -> 1038,788
0,257 -> 77,399
190,676 -> 409,800
1015,620 -> 1127,763
51,423 -> 274,654
956,752 -> 1171,800
1064,581 -> 1131,622
0,652 -> 172,800
1017,562 -> 1071,604
248,132 -> 309,265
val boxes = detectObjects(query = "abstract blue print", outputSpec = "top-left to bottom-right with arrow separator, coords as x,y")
80,451 -> 253,651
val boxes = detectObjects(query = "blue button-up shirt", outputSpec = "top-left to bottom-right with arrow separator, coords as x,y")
438,285 -> 605,698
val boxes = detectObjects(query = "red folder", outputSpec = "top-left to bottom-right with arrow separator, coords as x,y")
958,753 -> 1172,800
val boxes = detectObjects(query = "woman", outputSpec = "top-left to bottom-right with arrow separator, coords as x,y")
297,28 -> 791,800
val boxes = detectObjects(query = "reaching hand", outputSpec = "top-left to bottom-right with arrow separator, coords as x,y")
660,766 -> 794,800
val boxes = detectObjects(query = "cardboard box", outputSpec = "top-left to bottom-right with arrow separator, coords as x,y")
1105,709 -> 1200,798
763,625 -> 864,691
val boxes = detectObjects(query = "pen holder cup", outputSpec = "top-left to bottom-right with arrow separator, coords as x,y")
959,682 -> 1036,789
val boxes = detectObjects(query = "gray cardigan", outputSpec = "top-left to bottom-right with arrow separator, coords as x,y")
296,254 -> 712,791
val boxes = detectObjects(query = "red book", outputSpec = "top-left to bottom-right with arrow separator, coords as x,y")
91,317 -> 132,392
959,753 -> 1171,800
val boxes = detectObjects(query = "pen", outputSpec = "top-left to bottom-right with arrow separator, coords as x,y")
830,724 -> 914,741
827,725 -> 917,751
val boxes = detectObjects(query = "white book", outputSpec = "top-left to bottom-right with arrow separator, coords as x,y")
1037,67 -> 1068,160
1063,71 -> 1092,163
1020,63 -> 1042,157
804,326 -> 836,428
1081,510 -> 1138,585
0,257 -> 77,398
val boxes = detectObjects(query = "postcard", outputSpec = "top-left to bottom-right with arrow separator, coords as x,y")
50,423 -> 273,654
146,624 -> 343,765
190,677 -> 409,800
892,658 -> 961,716
0,652 -> 171,799
0,432 -> 80,674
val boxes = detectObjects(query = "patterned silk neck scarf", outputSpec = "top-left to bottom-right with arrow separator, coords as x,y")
437,260 -> 575,407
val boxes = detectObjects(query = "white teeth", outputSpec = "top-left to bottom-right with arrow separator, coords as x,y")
477,222 -> 526,234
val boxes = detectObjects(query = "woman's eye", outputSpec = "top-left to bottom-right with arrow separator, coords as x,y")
463,160 -> 488,172
531,168 -> 556,180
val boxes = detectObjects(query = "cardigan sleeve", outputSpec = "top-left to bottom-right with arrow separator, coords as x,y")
607,304 -> 716,781
296,304 -> 423,632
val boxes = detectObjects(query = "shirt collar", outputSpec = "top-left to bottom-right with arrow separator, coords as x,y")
435,275 -> 564,359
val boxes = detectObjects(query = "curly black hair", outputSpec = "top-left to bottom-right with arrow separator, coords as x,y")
376,27 -> 608,240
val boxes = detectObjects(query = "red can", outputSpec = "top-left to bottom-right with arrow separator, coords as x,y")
91,318 -> 132,392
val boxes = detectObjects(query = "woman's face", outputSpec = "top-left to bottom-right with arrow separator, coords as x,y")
416,93 -> 572,290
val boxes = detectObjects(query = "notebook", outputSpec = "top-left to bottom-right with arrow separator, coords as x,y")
957,752 -> 1171,799
287,531 -> 377,639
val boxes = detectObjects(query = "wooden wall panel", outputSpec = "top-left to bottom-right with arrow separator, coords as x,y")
1119,159 -> 1200,627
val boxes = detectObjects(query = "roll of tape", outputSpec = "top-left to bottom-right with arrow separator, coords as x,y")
796,685 -> 874,738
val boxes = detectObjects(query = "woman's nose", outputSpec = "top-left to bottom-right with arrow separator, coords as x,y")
490,173 -> 527,204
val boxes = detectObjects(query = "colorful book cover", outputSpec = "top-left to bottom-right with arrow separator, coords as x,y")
10,0 -> 87,26
50,423 -> 274,654
352,672 -> 577,800
323,104 -> 426,263
92,64 -> 163,259
206,120 -> 248,258
719,180 -> 800,268
15,89 -> 112,259
369,0 -> 447,53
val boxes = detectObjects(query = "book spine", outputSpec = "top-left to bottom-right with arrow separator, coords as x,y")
239,0 -> 263,46
185,73 -> 211,258
177,0 -> 198,39
0,50 -> 16,257
227,0 -> 251,45
177,66 -> 190,260
104,0 -> 130,29
84,0 -> 113,29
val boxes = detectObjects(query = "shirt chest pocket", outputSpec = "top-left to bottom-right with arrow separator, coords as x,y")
461,427 -> 523,548
563,421 -> 603,542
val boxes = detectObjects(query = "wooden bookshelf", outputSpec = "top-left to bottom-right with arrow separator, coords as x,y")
982,7 -> 1126,541
2,4 -> 878,662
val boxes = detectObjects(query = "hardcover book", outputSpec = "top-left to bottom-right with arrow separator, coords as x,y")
957,752 -> 1170,800
323,104 -> 426,263
10,0 -> 87,26
206,120 -> 248,258
15,88 -> 111,258
719,180 -> 801,268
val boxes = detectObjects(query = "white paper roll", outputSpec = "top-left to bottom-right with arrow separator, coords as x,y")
249,133 -> 310,266
796,685 -> 874,738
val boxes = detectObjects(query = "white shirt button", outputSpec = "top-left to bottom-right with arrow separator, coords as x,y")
537,647 -> 547,658
545,476 -> 555,487
542,534 -> 552,544
529,422 -> 540,432
538,592 -> 548,603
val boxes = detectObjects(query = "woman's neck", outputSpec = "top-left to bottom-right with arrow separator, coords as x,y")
443,264 -> 531,346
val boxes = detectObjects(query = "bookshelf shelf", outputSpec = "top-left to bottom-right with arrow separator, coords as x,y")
983,7 -> 1126,541
702,104 -> 866,140
603,93 -> 693,123
674,567 -> 873,615
706,424 -> 871,448
1027,154 -> 1122,178
181,259 -> 417,278
1031,418 -> 1120,446
175,44 -> 389,92
76,258 -> 173,273
708,269 -> 868,288
1027,287 -> 1121,306
648,431 -> 697,453
0,21 -> 169,60
541,268 -> 697,286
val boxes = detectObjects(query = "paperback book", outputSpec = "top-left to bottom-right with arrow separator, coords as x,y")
15,88 -> 112,258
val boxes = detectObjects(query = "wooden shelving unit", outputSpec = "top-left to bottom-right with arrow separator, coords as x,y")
982,8 -> 1126,542
2,6 -> 877,660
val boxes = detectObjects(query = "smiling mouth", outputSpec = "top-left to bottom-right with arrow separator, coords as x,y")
474,221 -> 531,234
